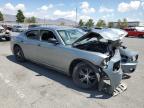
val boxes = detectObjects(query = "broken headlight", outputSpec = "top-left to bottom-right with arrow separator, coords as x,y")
101,58 -> 109,68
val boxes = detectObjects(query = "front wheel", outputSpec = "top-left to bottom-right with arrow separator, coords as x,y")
13,46 -> 25,62
72,62 -> 100,89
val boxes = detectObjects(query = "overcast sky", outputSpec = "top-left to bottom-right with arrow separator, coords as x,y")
0,0 -> 144,22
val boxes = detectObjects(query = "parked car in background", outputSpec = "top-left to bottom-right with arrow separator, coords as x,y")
12,25 -> 28,32
124,28 -> 144,38
12,25 -> 22,32
120,47 -> 138,73
28,24 -> 40,29
0,25 -> 11,40
17,26 -> 28,32
79,26 -> 92,32
2,25 -> 13,31
134,27 -> 144,31
0,25 -> 4,31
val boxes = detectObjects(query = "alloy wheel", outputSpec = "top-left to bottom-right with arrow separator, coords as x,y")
79,66 -> 97,85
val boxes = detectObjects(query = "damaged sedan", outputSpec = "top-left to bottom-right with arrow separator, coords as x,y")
11,26 -> 138,96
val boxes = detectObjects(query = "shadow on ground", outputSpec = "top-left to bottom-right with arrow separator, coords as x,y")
7,55 -> 112,99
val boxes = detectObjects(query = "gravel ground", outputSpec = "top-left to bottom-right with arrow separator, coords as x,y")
0,35 -> 144,108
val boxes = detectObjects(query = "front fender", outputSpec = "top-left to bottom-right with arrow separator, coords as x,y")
103,49 -> 122,91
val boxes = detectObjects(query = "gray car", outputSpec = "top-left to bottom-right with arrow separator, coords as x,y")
11,26 -> 134,96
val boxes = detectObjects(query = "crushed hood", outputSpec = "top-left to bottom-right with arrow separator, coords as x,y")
91,28 -> 128,41
73,28 -> 128,45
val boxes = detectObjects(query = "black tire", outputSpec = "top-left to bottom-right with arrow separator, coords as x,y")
5,37 -> 10,41
72,62 -> 100,89
13,46 -> 25,62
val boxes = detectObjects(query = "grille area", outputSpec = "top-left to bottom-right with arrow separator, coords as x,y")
113,61 -> 120,71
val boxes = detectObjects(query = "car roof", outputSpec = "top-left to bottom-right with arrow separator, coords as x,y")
29,26 -> 74,31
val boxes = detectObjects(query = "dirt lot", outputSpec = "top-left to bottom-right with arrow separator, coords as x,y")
0,36 -> 144,108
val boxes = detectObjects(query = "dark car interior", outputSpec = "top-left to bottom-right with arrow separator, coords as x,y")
41,31 -> 57,43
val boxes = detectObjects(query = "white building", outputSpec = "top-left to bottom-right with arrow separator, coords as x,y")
110,21 -> 144,27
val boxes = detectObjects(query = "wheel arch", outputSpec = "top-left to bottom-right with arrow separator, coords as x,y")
69,58 -> 100,76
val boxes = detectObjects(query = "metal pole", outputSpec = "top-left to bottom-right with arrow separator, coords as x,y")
75,8 -> 77,27
44,16 -> 45,25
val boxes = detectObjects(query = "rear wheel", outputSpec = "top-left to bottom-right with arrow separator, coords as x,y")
13,46 -> 25,62
72,62 -> 100,89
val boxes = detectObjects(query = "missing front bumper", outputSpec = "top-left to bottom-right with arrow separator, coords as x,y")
99,49 -> 127,96
113,83 -> 127,96
98,79 -> 127,96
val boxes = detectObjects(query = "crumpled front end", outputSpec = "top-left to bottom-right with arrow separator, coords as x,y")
99,49 -> 127,96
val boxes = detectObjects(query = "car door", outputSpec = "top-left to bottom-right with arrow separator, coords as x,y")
35,30 -> 67,71
34,30 -> 58,66
20,30 -> 41,61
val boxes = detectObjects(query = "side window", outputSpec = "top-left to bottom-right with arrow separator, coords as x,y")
40,30 -> 57,42
26,30 -> 39,40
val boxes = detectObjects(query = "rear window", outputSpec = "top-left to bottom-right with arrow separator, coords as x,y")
26,30 -> 39,40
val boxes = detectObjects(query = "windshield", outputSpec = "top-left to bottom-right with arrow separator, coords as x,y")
57,29 -> 85,45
